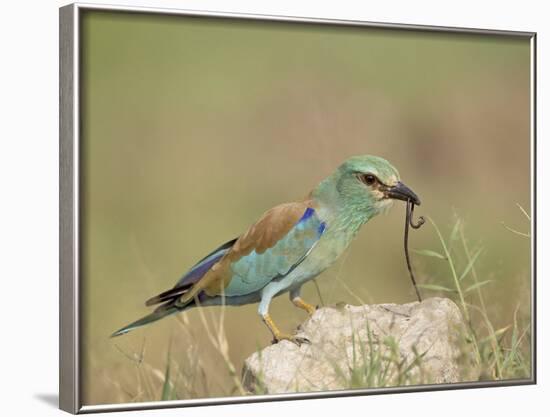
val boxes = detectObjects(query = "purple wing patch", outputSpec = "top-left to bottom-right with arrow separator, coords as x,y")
175,237 -> 237,288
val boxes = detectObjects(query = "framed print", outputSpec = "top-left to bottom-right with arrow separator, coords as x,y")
59,3 -> 536,413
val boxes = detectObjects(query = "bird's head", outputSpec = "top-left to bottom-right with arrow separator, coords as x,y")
314,155 -> 421,219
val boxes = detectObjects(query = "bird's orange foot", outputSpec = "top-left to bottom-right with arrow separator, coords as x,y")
263,314 -> 311,346
292,297 -> 318,316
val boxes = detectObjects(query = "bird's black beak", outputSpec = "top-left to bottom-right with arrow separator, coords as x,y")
386,181 -> 421,206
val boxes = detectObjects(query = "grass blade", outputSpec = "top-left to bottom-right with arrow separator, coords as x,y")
411,249 -> 447,260
449,218 -> 461,243
501,222 -> 530,238
417,284 -> 456,292
459,247 -> 483,281
464,280 -> 493,293
426,217 -> 470,323
478,325 -> 511,345
161,339 -> 174,401
516,203 -> 530,221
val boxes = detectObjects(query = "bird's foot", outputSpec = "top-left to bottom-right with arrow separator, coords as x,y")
271,333 -> 311,346
262,313 -> 311,346
292,297 -> 318,317
306,304 -> 319,317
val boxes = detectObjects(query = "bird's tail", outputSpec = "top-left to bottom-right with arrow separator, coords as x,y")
110,305 -> 179,338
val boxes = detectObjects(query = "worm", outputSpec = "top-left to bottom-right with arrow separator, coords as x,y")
404,199 -> 425,302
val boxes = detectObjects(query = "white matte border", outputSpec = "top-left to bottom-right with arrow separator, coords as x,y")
0,1 -> 546,417
60,2 -> 536,414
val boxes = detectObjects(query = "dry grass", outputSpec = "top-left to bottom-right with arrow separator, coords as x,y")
106,207 -> 532,402
415,206 -> 531,381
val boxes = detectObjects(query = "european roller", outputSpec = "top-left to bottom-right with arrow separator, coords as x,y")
112,155 -> 421,344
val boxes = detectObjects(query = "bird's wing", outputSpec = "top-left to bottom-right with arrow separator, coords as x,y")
177,237 -> 238,287
178,201 -> 325,304
145,237 -> 237,306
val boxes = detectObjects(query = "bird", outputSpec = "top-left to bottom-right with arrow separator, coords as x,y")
111,155 -> 421,344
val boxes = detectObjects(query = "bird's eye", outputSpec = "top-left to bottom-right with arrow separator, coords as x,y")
361,174 -> 377,186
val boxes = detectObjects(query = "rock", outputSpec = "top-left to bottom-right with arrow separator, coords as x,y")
242,297 -> 479,394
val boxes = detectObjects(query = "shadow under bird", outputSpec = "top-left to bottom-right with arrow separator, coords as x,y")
112,155 -> 421,344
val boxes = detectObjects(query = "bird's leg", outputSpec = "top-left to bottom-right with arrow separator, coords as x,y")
261,314 -> 310,346
292,298 -> 317,315
259,283 -> 310,346
289,287 -> 317,316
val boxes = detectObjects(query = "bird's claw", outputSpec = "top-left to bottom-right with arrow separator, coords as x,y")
303,303 -> 319,316
304,305 -> 319,317
292,336 -> 311,346
271,334 -> 311,346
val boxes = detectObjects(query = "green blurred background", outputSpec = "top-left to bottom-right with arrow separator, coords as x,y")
80,11 -> 531,405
